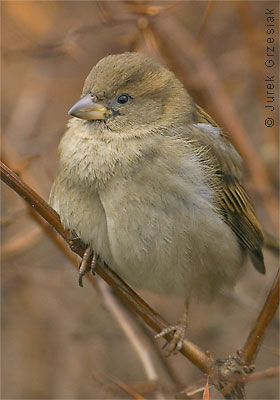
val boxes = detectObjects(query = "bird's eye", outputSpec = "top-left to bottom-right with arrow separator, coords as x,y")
117,94 -> 130,104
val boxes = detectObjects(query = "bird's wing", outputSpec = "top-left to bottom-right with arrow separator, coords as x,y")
187,105 -> 265,273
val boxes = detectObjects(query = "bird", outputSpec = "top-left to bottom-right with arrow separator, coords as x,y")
49,52 -> 265,355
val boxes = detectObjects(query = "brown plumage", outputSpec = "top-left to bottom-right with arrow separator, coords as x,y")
50,52 -> 265,354
195,105 -> 265,273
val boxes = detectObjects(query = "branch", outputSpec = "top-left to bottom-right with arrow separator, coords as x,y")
97,278 -> 166,400
217,270 -> 279,398
0,160 -> 68,241
238,270 -> 280,366
0,160 -> 213,373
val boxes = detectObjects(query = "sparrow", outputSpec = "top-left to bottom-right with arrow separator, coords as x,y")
49,52 -> 265,355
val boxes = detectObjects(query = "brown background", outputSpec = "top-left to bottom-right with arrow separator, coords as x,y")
1,1 -> 279,399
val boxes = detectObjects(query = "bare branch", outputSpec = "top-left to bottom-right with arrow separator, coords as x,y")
98,279 -> 166,400
238,270 -> 280,366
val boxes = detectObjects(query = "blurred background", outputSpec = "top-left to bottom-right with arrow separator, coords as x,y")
1,1 -> 279,399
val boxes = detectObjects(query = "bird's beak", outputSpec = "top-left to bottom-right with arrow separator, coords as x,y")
68,93 -> 109,120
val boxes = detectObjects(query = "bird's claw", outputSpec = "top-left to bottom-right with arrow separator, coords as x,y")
155,323 -> 187,356
78,247 -> 98,287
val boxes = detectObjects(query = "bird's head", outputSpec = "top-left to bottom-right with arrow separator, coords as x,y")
68,52 -> 194,135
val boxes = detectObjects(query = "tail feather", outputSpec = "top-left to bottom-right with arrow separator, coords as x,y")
249,249 -> 266,274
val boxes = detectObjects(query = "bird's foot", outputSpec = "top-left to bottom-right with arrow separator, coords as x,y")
155,318 -> 188,356
78,247 -> 98,287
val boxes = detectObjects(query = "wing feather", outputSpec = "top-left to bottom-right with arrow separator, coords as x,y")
186,105 -> 265,273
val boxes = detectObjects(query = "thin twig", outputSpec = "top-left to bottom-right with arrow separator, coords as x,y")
2,225 -> 42,259
98,279 -> 166,400
218,271 -> 279,397
197,0 -> 215,40
239,366 -> 280,384
0,161 -> 68,241
238,270 -> 280,366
